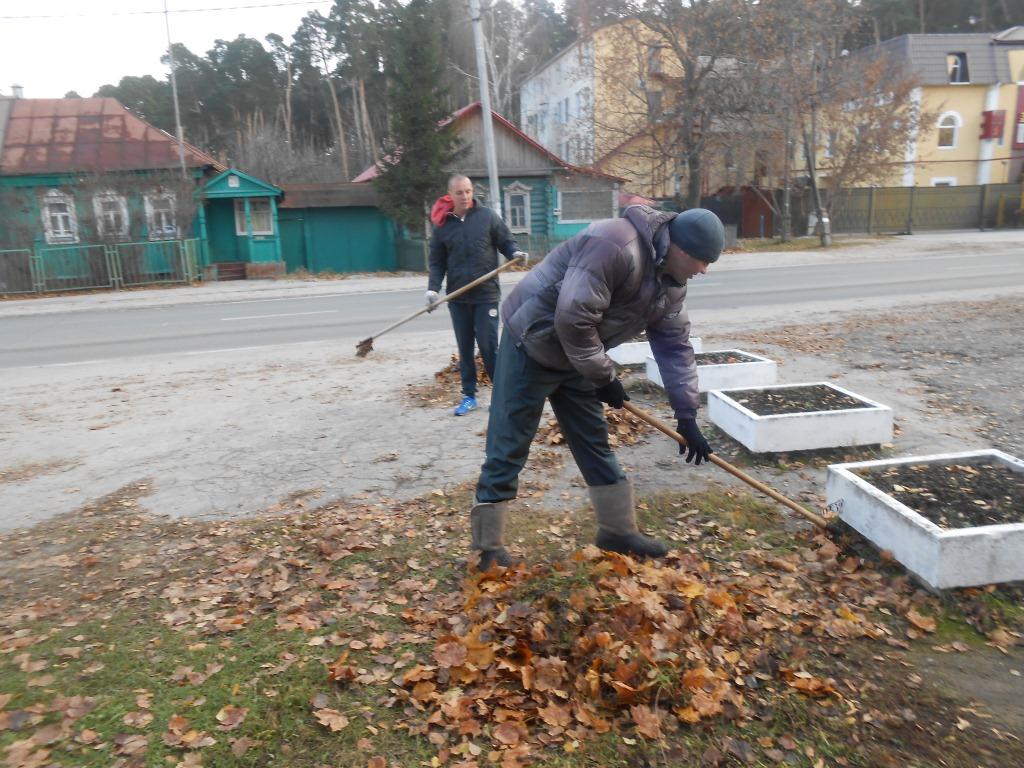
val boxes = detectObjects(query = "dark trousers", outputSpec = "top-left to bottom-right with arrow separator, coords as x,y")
476,332 -> 624,503
448,301 -> 498,397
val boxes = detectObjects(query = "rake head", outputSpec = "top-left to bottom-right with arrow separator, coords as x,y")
355,337 -> 374,357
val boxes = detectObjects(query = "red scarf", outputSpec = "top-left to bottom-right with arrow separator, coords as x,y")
430,195 -> 454,226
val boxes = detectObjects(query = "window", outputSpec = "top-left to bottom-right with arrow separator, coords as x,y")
647,45 -> 663,75
931,177 -> 957,187
824,130 -> 838,159
947,53 -> 969,84
503,183 -> 532,234
562,96 -> 570,123
646,90 -> 663,122
145,192 -> 177,240
557,188 -> 615,223
41,189 -> 78,244
234,198 -> 274,235
937,112 -> 961,148
92,192 -> 129,240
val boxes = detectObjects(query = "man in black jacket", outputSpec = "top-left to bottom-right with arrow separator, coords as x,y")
427,174 -> 525,416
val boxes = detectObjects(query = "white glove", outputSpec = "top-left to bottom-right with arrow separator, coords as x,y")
513,250 -> 530,266
424,290 -> 440,311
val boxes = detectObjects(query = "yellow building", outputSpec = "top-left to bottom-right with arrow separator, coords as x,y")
856,27 -> 1024,187
520,20 -> 705,199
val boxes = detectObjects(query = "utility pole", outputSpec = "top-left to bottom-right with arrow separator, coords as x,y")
804,46 -> 831,247
468,0 -> 502,217
163,0 -> 188,179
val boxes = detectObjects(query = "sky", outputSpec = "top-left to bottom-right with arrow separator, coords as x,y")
0,0 -> 334,99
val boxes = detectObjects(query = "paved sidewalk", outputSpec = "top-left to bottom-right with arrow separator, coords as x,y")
0,230 -> 1018,319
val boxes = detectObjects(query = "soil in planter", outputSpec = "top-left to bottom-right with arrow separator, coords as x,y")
696,350 -> 759,365
729,384 -> 867,416
854,459 -> 1024,529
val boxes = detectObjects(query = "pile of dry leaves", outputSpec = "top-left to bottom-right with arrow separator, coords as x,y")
407,355 -> 491,406
535,408 -> 648,448
380,536 -> 898,766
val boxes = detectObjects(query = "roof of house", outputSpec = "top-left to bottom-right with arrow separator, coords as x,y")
869,30 -> 1024,86
352,102 -> 623,184
279,182 -> 380,208
0,97 -> 223,177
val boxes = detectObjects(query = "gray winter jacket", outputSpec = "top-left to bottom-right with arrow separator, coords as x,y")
501,205 -> 700,420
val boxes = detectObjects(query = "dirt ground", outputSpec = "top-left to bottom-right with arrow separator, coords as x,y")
1,286 -> 1023,766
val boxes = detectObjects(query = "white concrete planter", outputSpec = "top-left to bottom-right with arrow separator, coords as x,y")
827,450 -> 1024,590
646,349 -> 777,393
609,337 -> 702,366
708,382 -> 893,452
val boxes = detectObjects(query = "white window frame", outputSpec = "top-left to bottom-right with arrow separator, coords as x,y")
503,182 -> 532,234
947,53 -> 969,84
936,112 -> 961,149
144,192 -> 178,240
41,189 -> 79,244
92,191 -> 130,240
234,198 -> 274,235
931,177 -> 958,187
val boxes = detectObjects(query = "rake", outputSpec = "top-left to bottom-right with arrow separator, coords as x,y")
355,256 -> 525,357
622,402 -> 833,531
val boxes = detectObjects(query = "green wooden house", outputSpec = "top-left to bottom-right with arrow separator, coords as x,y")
0,96 -> 286,293
352,101 -> 625,260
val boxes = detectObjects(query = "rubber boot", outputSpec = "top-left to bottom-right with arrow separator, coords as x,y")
590,480 -> 668,558
470,500 -> 514,571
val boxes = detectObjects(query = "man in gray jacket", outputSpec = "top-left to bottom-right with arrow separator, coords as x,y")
470,205 -> 725,570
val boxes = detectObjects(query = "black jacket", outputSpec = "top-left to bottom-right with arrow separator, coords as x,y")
428,203 -> 519,304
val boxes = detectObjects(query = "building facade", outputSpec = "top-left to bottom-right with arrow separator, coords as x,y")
874,27 -> 1024,187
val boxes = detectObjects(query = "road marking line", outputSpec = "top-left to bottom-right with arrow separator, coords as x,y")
220,310 -> 339,321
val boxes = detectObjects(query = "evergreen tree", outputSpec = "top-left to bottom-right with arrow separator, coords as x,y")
375,0 -> 463,231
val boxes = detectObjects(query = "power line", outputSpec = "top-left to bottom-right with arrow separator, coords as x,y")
0,1 -> 331,20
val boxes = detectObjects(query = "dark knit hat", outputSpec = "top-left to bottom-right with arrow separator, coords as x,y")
668,208 -> 725,263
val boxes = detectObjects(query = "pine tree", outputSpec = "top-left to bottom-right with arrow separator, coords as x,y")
375,0 -> 463,231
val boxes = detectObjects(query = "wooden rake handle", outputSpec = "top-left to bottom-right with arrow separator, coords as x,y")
363,257 -> 524,345
622,401 -> 828,530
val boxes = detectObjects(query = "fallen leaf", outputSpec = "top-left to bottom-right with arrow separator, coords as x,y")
433,640 -> 468,669
230,736 -> 255,757
215,705 -> 248,731
630,704 -> 663,739
314,708 -> 350,732
492,722 -> 521,746
906,608 -> 936,633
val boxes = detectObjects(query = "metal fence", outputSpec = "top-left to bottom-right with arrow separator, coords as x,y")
0,239 -> 202,296
829,183 -> 1024,235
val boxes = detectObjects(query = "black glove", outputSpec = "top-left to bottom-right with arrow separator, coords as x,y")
594,378 -> 629,409
676,418 -> 712,465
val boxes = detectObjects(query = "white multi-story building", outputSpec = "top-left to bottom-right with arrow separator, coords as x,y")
519,39 -> 595,166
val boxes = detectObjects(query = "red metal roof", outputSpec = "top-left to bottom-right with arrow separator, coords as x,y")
352,102 -> 625,183
0,98 -> 222,176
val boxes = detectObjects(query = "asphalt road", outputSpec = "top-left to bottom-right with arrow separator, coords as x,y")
2,249 -> 1022,369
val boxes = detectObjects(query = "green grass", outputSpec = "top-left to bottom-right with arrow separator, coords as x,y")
0,611 -> 435,767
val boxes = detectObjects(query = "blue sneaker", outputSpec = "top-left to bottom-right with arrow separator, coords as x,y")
454,395 -> 478,416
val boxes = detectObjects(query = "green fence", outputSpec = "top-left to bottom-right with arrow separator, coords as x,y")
0,249 -> 37,294
0,239 -> 202,296
829,183 -> 1024,234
